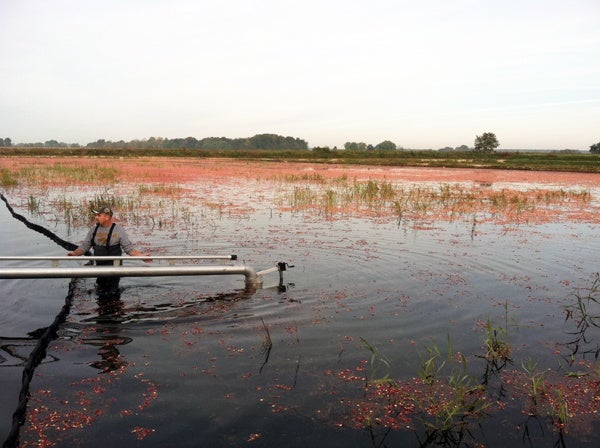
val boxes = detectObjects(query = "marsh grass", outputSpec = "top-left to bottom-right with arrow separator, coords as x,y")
137,183 -> 185,196
352,327 -> 598,444
358,337 -> 490,446
2,148 -> 599,173
3,158 -> 596,228
17,186 -> 205,234
278,177 -> 592,224
481,318 -> 512,365
563,272 -> 600,361
13,163 -> 119,185
521,358 -> 547,404
0,168 -> 18,186
27,195 -> 41,215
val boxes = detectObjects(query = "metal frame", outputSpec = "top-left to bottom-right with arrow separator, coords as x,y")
0,255 -> 289,289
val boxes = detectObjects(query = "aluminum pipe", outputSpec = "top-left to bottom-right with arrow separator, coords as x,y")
0,264 -> 261,288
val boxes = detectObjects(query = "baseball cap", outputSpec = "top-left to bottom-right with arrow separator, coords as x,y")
92,206 -> 113,215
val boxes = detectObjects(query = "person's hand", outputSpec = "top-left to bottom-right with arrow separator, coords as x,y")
130,250 -> 152,262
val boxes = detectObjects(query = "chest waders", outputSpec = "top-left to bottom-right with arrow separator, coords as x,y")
92,223 -> 122,294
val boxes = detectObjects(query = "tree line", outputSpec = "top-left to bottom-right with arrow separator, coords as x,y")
3,134 -> 309,151
2,133 -> 599,153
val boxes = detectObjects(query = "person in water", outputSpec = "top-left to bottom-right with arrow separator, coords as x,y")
67,206 -> 150,293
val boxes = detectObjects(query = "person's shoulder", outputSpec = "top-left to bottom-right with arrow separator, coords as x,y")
112,222 -> 128,232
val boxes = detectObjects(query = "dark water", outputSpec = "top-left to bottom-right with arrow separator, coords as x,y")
1,186 -> 599,447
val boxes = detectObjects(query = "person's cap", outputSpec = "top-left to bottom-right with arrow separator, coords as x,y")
92,206 -> 113,215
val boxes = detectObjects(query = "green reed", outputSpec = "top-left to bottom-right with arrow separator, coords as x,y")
279,177 -> 592,223
360,336 -> 490,444
0,168 -> 18,186
14,164 -> 119,185
521,358 -> 546,402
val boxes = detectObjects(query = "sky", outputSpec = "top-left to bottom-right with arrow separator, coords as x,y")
1,0 -> 599,150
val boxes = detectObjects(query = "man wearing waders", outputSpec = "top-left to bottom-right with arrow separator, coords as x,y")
67,206 -> 150,295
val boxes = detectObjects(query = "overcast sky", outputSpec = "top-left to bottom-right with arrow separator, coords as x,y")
1,0 -> 599,149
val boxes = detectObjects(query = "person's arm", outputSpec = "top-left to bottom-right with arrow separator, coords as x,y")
67,226 -> 94,256
116,225 -> 152,262
129,248 -> 152,262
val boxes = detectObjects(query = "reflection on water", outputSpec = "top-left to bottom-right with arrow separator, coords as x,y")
1,180 -> 600,447
87,296 -> 130,373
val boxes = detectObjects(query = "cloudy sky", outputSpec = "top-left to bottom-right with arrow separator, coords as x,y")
1,0 -> 599,149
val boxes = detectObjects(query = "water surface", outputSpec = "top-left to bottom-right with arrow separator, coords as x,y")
1,173 -> 599,447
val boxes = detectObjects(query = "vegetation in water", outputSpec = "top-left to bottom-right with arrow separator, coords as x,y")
328,287 -> 600,447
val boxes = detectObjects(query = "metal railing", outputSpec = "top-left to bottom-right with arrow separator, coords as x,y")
0,255 -> 291,289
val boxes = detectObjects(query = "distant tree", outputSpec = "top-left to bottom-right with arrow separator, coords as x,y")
45,139 -> 60,147
146,136 -> 164,149
474,132 -> 499,153
248,134 -> 308,150
184,136 -> 199,148
201,137 -> 234,150
86,139 -> 108,148
438,146 -> 455,152
590,142 -> 600,154
455,144 -> 470,151
375,140 -> 397,151
1,138 -> 12,146
344,142 -> 368,151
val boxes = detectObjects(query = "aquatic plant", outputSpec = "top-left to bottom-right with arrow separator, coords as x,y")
350,338 -> 491,446
563,272 -> 600,362
521,357 -> 547,404
481,317 -> 512,365
0,168 -> 18,186
361,338 -> 394,387
277,177 -> 593,226
27,194 -> 41,215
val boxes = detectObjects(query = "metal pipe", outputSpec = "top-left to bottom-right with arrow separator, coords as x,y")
0,255 -> 237,261
0,264 -> 262,288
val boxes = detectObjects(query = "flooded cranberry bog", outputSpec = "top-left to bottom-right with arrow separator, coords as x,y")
1,157 -> 599,447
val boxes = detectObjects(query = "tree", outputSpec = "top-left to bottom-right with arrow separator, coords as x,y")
590,142 -> 600,154
474,132 -> 499,153
344,142 -> 368,151
375,140 -> 397,151
248,134 -> 308,150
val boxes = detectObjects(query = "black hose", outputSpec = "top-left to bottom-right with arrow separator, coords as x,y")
2,279 -> 77,448
1,193 -> 78,447
0,193 -> 77,251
